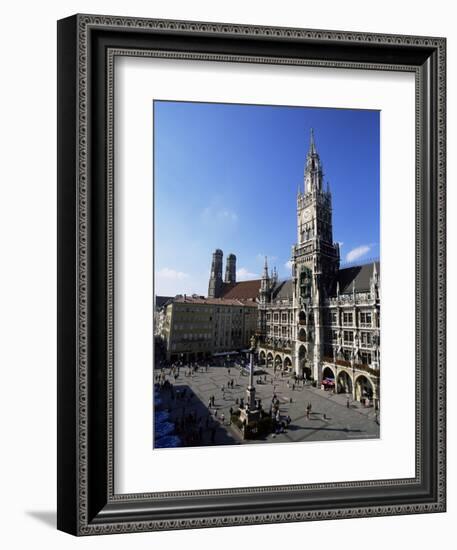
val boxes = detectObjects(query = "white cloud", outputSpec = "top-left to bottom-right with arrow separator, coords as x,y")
201,206 -> 238,224
156,267 -> 189,280
220,209 -> 238,222
284,260 -> 293,270
346,245 -> 371,263
236,267 -> 259,281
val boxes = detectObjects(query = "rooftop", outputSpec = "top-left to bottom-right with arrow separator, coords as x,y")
173,295 -> 257,307
220,279 -> 261,300
336,261 -> 379,294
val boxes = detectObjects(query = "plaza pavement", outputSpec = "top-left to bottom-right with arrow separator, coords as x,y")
154,362 -> 380,447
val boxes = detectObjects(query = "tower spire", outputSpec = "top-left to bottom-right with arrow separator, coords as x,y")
263,256 -> 269,278
309,127 -> 316,155
260,256 -> 271,300
304,128 -> 323,193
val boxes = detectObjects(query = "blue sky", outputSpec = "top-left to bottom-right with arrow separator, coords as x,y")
154,101 -> 380,297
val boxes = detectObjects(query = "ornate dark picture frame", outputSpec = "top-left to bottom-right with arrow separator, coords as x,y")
57,14 -> 446,535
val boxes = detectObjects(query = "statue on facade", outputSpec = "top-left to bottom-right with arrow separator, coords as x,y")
250,334 -> 257,351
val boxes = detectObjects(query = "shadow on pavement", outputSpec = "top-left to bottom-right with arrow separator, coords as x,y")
154,383 -> 239,448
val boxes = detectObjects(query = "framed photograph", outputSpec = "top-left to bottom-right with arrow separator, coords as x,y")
57,14 -> 446,535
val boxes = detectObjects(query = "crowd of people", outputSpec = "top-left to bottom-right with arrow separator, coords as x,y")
154,356 -> 341,446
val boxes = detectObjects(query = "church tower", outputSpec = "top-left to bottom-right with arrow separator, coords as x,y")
208,249 -> 223,298
224,253 -> 237,284
292,130 -> 340,379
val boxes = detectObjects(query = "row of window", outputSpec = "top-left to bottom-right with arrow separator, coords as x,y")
173,323 -> 212,331
266,311 -> 294,324
328,311 -> 374,327
170,341 -> 212,351
176,333 -> 212,341
268,326 -> 292,337
339,349 -> 373,365
264,310 -> 376,327
329,330 -> 376,347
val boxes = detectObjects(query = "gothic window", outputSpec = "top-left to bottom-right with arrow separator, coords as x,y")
361,351 -> 372,365
361,332 -> 371,346
343,312 -> 353,326
360,311 -> 372,326
343,331 -> 354,344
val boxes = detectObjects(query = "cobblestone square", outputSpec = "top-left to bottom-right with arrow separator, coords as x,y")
154,362 -> 379,447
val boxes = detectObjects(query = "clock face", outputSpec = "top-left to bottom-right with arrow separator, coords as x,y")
302,208 -> 312,224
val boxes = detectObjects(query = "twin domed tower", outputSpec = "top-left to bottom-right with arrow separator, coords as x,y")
208,250 -> 237,298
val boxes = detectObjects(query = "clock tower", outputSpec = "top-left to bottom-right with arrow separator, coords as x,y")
291,129 -> 340,379
293,129 -> 340,296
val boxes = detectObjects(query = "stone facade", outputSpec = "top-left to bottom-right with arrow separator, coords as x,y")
162,295 -> 258,362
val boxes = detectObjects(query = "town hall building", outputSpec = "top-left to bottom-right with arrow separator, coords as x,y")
206,130 -> 380,407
